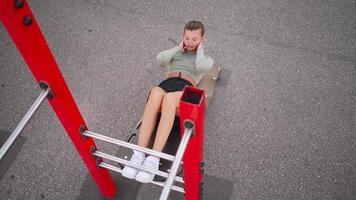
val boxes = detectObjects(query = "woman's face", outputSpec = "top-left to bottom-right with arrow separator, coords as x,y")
183,29 -> 203,52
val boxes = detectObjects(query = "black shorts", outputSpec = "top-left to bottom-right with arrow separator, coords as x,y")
158,77 -> 193,93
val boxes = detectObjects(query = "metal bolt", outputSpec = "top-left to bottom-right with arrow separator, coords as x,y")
39,81 -> 54,99
96,157 -> 103,168
79,125 -> 87,133
39,82 -> 48,90
46,91 -> 54,99
23,16 -> 32,26
90,146 -> 96,154
14,0 -> 24,9
79,125 -> 89,140
200,181 -> 204,199
184,121 -> 194,129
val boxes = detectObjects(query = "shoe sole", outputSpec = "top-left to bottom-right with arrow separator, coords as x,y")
135,175 -> 153,183
122,170 -> 137,179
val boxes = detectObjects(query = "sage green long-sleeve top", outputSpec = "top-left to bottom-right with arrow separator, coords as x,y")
156,46 -> 214,85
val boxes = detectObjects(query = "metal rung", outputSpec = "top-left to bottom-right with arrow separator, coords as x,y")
160,123 -> 193,200
83,130 -> 179,163
99,162 -> 185,194
94,151 -> 184,184
0,88 -> 50,160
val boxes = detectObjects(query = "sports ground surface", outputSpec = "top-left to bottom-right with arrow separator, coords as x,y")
0,0 -> 355,199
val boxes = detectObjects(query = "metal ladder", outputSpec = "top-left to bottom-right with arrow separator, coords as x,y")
0,85 -> 198,200
0,1 -> 206,199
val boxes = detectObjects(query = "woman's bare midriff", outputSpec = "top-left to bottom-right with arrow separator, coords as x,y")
166,71 -> 196,86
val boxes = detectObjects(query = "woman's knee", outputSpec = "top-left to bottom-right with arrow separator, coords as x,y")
162,93 -> 178,108
149,87 -> 165,101
146,87 -> 165,110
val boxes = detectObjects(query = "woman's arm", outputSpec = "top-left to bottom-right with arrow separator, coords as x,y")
156,46 -> 181,67
195,48 -> 214,73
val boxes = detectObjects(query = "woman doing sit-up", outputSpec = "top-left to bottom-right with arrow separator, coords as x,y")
122,20 -> 214,183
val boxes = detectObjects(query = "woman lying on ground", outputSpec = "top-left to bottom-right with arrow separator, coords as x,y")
122,20 -> 214,183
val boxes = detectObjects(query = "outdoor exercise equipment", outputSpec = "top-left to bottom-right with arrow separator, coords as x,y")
0,0 -> 220,199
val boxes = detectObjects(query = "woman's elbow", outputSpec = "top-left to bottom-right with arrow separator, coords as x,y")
156,53 -> 163,62
156,54 -> 165,66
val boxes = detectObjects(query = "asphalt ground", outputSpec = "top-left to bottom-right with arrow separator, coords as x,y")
0,0 -> 355,199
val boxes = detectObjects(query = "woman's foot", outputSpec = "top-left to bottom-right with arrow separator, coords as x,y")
122,150 -> 145,179
135,155 -> 160,183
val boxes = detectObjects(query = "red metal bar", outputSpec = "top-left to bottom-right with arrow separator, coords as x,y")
180,86 -> 205,200
0,0 -> 117,198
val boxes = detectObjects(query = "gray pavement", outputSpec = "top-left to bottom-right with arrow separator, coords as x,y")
0,0 -> 355,199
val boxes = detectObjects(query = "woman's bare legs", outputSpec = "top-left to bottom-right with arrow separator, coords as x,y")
152,91 -> 183,152
133,90 -> 184,183
137,87 -> 166,148
122,87 -> 166,179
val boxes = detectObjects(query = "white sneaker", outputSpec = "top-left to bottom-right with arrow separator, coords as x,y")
135,155 -> 160,183
122,151 -> 145,179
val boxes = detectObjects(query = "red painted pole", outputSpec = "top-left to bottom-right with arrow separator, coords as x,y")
0,0 -> 116,198
180,86 -> 205,200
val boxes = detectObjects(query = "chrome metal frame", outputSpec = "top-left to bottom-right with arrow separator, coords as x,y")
159,124 -> 194,200
0,88 -> 50,160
